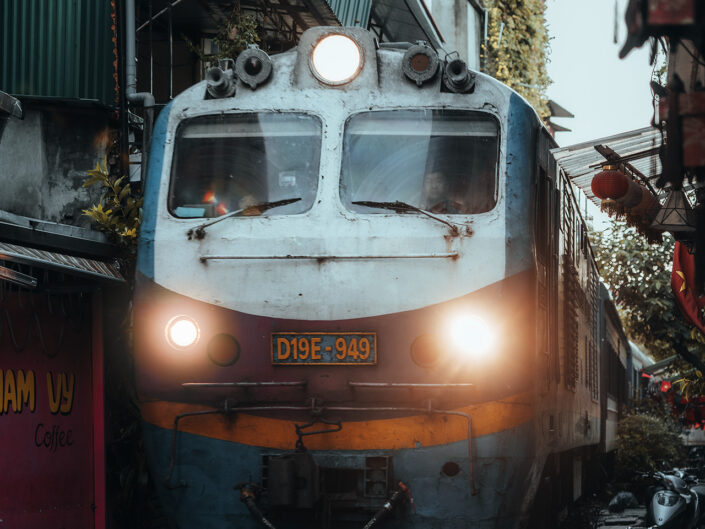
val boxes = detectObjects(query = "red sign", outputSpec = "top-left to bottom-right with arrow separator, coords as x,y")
671,241 -> 705,333
0,289 -> 103,528
648,0 -> 695,25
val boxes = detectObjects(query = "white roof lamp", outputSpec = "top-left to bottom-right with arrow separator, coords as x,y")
310,34 -> 363,85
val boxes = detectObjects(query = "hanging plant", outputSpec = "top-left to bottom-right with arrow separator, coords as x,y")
82,157 -> 142,248
183,2 -> 260,67
482,0 -> 551,119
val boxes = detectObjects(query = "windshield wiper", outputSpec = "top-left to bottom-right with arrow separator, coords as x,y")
187,197 -> 302,240
352,200 -> 461,235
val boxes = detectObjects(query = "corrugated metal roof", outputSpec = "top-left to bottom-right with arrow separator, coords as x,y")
548,99 -> 574,118
326,0 -> 372,27
551,127 -> 664,205
1,0 -> 117,106
305,0 -> 342,26
0,242 -> 124,283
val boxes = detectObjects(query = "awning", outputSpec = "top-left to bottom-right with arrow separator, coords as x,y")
551,127 -> 663,206
0,241 -> 124,283
641,354 -> 676,376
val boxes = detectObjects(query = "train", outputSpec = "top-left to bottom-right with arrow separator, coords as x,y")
133,26 -> 625,529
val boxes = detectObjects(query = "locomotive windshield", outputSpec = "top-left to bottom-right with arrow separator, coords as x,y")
341,110 -> 499,214
169,113 -> 321,218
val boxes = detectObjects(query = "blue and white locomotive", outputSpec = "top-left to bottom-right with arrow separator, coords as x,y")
134,26 -> 603,529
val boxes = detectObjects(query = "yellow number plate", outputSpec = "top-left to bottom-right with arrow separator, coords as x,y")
271,333 -> 377,365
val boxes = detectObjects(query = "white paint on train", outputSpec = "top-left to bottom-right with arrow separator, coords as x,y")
150,49 -> 515,319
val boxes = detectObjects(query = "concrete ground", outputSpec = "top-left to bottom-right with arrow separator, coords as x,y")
557,496 -> 648,529
596,507 -> 648,528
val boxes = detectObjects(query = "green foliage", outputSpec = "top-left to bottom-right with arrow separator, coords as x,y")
82,157 -> 142,247
184,4 -> 259,65
675,366 -> 705,399
482,0 -> 551,119
590,222 -> 689,360
615,412 -> 685,481
590,220 -> 705,395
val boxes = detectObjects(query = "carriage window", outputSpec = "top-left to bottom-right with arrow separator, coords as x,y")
341,110 -> 499,214
169,113 -> 321,218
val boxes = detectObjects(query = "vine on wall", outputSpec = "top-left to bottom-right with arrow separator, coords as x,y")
183,3 -> 260,67
482,0 -> 551,119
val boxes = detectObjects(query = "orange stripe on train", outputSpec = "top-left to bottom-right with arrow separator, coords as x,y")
141,392 -> 534,450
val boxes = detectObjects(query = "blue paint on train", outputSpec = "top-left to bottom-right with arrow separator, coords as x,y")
137,102 -> 173,280
142,420 -> 537,529
504,93 -> 537,277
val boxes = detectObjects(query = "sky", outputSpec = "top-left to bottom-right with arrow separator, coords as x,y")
545,0 -> 657,147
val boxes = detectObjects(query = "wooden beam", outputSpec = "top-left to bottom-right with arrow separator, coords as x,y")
594,144 -> 659,197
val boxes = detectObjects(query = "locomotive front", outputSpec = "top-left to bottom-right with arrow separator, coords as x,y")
134,26 -> 543,529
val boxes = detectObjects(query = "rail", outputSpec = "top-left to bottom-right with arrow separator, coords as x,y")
182,381 -> 307,388
199,252 -> 459,262
348,382 -> 473,389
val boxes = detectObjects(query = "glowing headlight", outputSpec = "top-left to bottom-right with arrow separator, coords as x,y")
448,314 -> 496,358
166,315 -> 200,349
311,34 -> 362,85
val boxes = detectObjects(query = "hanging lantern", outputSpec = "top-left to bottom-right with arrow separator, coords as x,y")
623,185 -> 663,242
651,188 -> 696,233
626,186 -> 660,223
621,180 -> 645,208
591,165 -> 629,199
600,178 -> 642,217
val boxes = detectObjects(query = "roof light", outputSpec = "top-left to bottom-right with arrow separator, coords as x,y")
402,43 -> 439,86
311,34 -> 362,85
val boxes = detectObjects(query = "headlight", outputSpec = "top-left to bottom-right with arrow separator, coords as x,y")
411,334 -> 443,367
447,313 -> 496,358
166,315 -> 200,349
657,491 -> 680,507
207,333 -> 241,366
311,34 -> 362,85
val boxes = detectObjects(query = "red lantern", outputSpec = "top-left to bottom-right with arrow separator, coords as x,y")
591,166 -> 629,199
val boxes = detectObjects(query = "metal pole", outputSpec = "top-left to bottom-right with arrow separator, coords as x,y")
149,0 -> 153,94
136,0 -> 184,32
117,0 -> 129,185
168,0 -> 173,99
125,0 -> 155,182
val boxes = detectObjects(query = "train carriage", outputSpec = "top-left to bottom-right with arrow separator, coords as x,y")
134,26 -> 603,528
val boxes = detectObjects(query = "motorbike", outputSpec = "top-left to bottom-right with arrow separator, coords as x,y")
643,470 -> 705,528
